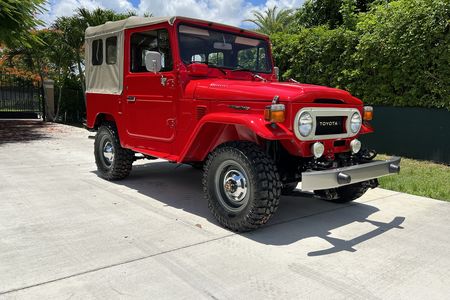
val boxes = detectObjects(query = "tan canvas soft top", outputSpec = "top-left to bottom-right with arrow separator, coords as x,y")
85,16 -> 176,38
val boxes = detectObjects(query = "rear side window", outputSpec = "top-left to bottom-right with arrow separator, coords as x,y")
106,36 -> 117,65
92,39 -> 103,65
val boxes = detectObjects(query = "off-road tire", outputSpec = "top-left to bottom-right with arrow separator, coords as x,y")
94,123 -> 134,180
203,141 -> 281,232
314,182 -> 369,203
281,182 -> 298,195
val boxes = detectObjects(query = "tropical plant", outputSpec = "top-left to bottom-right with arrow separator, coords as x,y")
244,6 -> 294,35
0,0 -> 45,47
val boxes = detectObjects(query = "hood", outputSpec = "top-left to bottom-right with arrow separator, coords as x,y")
189,79 -> 361,105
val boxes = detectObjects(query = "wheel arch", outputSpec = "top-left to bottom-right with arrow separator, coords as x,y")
93,113 -> 116,129
178,113 -> 294,163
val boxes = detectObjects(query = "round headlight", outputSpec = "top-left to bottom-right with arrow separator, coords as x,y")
299,112 -> 313,137
350,112 -> 362,133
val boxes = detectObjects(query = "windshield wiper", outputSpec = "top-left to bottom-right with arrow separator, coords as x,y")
207,64 -> 227,75
230,67 -> 253,72
231,68 -> 267,81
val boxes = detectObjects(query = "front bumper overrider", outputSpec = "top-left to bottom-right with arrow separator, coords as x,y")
301,156 -> 401,190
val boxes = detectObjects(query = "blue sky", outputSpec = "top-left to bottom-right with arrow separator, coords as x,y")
39,0 -> 304,28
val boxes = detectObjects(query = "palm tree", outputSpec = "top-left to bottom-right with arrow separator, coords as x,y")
244,6 -> 294,35
0,0 -> 45,47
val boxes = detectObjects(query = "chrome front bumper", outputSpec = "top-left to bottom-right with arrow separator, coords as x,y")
301,157 -> 401,191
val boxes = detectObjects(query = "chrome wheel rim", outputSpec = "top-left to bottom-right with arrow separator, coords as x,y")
215,160 -> 250,213
223,169 -> 248,203
102,141 -> 114,166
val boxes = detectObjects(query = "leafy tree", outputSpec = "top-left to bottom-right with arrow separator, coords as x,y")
3,29 -> 76,120
271,0 -> 450,110
244,6 -> 294,35
0,0 -> 45,47
294,0 -> 378,29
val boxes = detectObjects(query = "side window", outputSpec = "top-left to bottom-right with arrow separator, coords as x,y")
208,52 -> 224,66
191,54 -> 206,63
92,39 -> 103,65
130,29 -> 173,73
106,36 -> 117,65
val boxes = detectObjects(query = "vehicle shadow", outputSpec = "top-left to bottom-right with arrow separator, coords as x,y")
110,161 -> 405,256
0,119 -> 51,145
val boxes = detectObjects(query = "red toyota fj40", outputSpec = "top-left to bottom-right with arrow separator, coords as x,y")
85,16 -> 401,231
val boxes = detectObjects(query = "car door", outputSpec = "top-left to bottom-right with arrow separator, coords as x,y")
124,27 -> 176,150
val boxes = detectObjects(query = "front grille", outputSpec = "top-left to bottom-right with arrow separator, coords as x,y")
315,116 -> 346,135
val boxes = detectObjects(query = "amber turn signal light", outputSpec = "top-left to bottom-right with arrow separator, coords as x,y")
363,106 -> 373,121
264,104 -> 285,123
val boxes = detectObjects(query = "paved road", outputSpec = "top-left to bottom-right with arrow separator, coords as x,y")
0,120 -> 449,299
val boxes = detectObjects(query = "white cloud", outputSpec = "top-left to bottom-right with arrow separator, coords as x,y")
38,0 -> 304,28
39,0 -> 135,26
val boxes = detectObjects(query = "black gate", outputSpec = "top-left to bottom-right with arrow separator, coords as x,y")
0,73 -> 44,119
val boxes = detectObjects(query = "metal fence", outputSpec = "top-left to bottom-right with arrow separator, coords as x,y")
0,73 -> 43,118
54,87 -> 85,123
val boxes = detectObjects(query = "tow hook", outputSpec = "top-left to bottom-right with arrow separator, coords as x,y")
359,149 -> 377,160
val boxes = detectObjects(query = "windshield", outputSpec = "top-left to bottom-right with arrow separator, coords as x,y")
178,24 -> 273,73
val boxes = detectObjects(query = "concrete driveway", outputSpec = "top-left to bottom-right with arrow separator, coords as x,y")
0,120 -> 449,299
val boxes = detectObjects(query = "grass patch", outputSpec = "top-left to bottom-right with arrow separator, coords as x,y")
377,154 -> 450,201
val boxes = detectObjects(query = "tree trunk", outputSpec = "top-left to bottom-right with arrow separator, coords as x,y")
76,50 -> 86,108
39,72 -> 54,122
54,82 -> 64,121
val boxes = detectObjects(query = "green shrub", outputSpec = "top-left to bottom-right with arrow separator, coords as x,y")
271,0 -> 450,110
272,26 -> 358,90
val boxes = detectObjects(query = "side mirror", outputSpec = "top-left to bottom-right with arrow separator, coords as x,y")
144,51 -> 162,73
274,66 -> 280,80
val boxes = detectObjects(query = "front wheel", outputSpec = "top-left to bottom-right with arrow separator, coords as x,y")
203,142 -> 281,232
94,123 -> 134,180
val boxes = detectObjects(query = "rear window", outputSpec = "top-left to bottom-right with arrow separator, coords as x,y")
92,39 -> 103,65
106,36 -> 117,65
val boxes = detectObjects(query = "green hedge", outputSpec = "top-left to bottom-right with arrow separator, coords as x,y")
272,0 -> 450,110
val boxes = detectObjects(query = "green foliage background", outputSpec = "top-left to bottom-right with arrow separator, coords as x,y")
272,0 -> 450,110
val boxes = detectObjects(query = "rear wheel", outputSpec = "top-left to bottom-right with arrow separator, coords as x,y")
94,123 -> 134,180
314,182 -> 369,203
203,142 -> 281,232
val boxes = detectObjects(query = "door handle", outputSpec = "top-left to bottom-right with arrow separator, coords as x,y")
127,96 -> 136,102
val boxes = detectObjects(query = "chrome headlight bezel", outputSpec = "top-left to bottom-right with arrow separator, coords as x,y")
298,111 -> 314,137
293,108 -> 361,141
350,112 -> 362,133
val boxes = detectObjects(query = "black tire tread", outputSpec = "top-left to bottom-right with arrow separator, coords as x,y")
203,141 -> 281,232
95,122 -> 134,180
